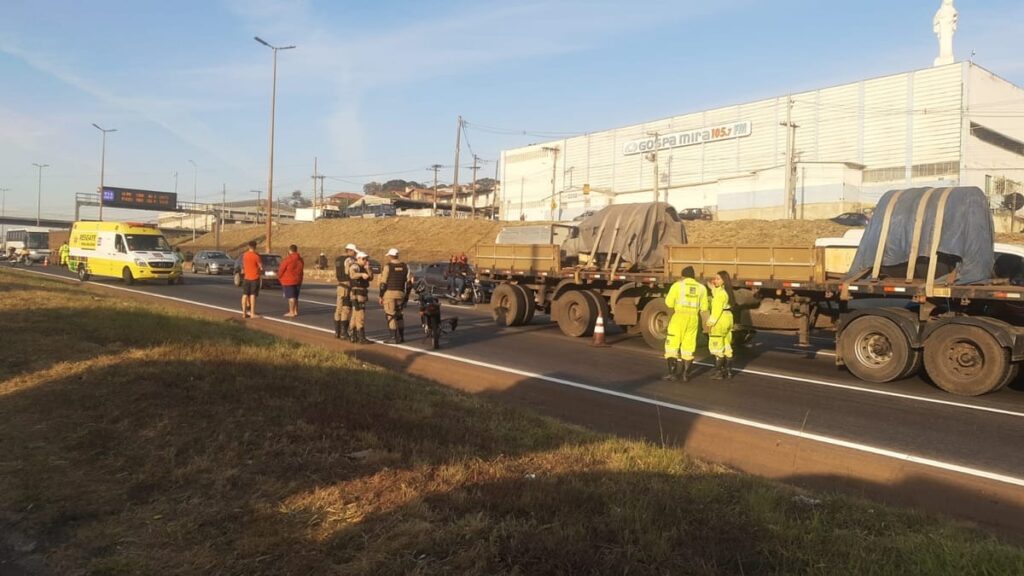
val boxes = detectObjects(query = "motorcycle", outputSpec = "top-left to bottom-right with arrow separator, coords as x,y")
415,280 -> 458,349
445,276 -> 490,305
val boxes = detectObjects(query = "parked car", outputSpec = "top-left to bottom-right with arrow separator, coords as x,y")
678,207 -> 713,221
233,253 -> 283,288
192,250 -> 236,275
830,212 -> 871,226
411,261 -> 492,304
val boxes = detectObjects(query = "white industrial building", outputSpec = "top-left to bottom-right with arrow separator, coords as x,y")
499,62 -> 1024,223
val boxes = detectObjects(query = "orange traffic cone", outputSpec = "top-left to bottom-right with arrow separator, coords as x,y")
43,256 -> 49,266
591,313 -> 609,347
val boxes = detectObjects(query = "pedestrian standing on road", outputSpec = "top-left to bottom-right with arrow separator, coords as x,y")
663,265 -> 708,382
706,270 -> 737,380
240,241 -> 263,319
317,251 -> 328,271
379,248 -> 411,343
348,251 -> 374,344
334,243 -> 358,339
279,244 -> 305,317
58,242 -> 69,268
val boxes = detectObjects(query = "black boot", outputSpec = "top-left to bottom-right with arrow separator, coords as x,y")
334,320 -> 342,339
358,329 -> 372,344
349,327 -> 359,343
723,358 -> 733,379
680,360 -> 693,382
397,327 -> 405,344
340,320 -> 349,340
710,357 -> 725,380
385,329 -> 398,343
661,358 -> 678,381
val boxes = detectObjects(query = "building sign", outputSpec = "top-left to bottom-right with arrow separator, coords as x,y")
101,187 -> 177,210
622,120 -> 752,156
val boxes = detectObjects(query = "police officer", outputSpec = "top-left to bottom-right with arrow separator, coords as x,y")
379,247 -> 410,343
663,266 -> 708,382
334,243 -> 358,339
706,270 -> 737,380
348,251 -> 374,344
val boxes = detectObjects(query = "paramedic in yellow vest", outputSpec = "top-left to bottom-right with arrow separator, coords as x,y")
663,266 -> 708,382
706,270 -> 737,380
58,242 -> 70,268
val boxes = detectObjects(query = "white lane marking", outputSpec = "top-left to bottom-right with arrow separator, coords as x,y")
25,269 -> 1024,420
15,268 -> 1024,488
777,347 -> 838,357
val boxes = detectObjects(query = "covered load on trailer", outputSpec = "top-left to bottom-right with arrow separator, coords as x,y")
846,186 -> 995,285
561,203 -> 686,271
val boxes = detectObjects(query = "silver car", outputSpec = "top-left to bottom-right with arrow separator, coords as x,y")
192,250 -> 236,275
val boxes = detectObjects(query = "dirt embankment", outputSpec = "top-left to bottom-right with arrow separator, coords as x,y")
181,218 -> 869,264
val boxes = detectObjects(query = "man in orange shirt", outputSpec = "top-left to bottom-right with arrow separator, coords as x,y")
278,244 -> 304,317
241,240 -> 263,318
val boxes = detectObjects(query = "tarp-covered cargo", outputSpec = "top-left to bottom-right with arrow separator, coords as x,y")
847,187 -> 995,285
561,203 -> 686,271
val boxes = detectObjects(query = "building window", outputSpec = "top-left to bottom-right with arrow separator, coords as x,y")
862,161 -> 959,183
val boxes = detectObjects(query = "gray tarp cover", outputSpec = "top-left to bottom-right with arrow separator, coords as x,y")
847,186 -> 994,285
561,203 -> 686,271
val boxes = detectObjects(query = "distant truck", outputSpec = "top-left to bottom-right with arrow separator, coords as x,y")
3,226 -> 51,264
68,221 -> 183,285
478,190 -> 1024,396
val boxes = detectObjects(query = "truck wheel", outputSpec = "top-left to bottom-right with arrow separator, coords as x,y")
639,298 -> 671,350
838,316 -> 911,383
924,325 -> 1008,396
513,284 -> 536,325
996,363 -> 1020,392
491,283 -> 526,326
122,267 -> 135,286
77,264 -> 90,282
583,290 -> 611,327
556,289 -> 596,337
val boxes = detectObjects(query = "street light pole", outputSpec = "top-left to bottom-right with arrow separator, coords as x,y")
255,36 -> 296,253
32,163 -> 49,226
188,159 -> 198,243
92,124 -> 117,221
0,187 -> 8,242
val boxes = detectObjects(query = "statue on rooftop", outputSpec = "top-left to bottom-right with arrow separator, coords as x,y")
933,0 -> 957,66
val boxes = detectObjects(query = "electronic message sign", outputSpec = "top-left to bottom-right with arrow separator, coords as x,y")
101,187 -> 177,210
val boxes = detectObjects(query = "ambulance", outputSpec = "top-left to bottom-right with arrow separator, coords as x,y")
68,221 -> 183,285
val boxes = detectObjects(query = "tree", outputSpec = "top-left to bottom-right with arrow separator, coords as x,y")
363,182 -> 382,196
287,190 -> 312,208
475,177 -> 497,192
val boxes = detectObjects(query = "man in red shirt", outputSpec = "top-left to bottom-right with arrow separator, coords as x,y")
278,244 -> 305,317
241,241 -> 263,318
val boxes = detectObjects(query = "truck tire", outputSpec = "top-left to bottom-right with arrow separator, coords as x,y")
583,290 -> 611,327
556,289 -> 596,337
924,325 -> 1008,396
491,283 -> 527,326
122,267 -> 135,286
996,362 -> 1020,392
639,298 -> 671,350
838,316 -> 911,383
513,284 -> 536,325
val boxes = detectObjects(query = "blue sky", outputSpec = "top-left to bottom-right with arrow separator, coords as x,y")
1,0 -> 1021,221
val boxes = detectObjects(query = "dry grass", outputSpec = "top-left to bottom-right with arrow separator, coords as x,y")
1,268 -> 1023,575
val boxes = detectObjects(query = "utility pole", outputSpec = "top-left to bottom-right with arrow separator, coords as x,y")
317,175 -> 325,214
188,159 -> 198,242
255,36 -> 296,253
780,97 -> 799,220
0,187 -> 8,242
217,183 -> 226,250
92,124 -> 116,222
492,160 -> 500,220
452,116 -> 462,219
542,146 -> 559,220
470,154 -> 480,219
430,164 -> 442,216
646,131 -> 660,204
252,190 -> 262,224
312,156 -> 318,222
32,163 -> 49,226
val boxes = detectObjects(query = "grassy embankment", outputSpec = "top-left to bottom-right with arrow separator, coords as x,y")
1,268 -> 1023,575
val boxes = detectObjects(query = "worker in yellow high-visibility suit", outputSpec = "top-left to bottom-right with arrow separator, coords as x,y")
706,270 -> 737,379
663,266 -> 708,382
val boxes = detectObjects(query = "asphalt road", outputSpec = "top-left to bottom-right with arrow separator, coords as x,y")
23,266 -> 1024,502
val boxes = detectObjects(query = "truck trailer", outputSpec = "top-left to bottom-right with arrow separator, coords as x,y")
477,188 -> 1024,396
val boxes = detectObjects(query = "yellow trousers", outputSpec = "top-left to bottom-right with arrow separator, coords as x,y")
664,311 -> 700,360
